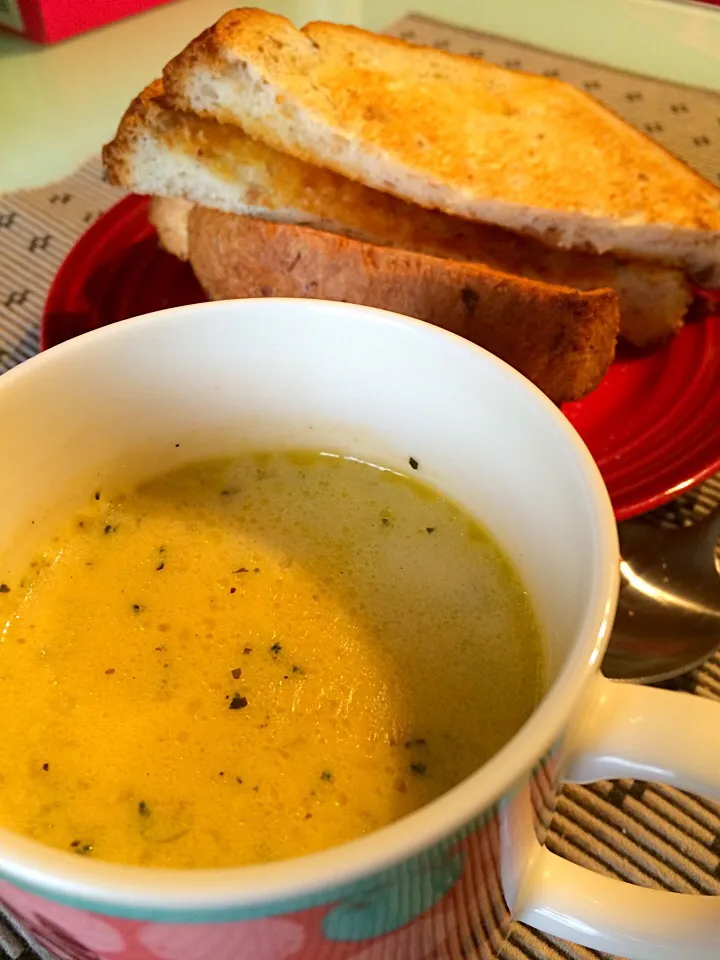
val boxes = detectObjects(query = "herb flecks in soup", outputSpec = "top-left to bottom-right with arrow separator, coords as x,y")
0,452 -> 543,868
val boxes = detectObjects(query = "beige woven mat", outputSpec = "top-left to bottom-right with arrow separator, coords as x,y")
1,11 -> 720,960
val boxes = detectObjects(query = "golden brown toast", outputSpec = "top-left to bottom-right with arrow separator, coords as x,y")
104,82 -> 691,347
187,207 -> 619,405
147,195 -> 192,260
163,9 -> 720,283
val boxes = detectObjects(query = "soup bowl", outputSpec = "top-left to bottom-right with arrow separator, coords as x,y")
0,298 -> 718,960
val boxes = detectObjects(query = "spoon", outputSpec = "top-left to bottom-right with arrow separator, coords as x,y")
602,506 -> 720,684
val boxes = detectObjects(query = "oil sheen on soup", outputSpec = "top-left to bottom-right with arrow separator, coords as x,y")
0,452 -> 544,868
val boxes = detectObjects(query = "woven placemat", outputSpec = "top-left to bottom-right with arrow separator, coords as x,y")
1,12 -> 720,960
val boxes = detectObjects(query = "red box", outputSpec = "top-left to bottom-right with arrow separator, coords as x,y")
0,0 -> 176,44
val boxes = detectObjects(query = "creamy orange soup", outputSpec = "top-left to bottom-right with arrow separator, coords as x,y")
0,452 -> 543,868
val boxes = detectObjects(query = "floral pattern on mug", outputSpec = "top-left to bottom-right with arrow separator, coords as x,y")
342,903 -> 460,960
0,795 -> 523,959
323,815 -> 510,959
138,916 -> 305,960
0,883 -> 125,959
322,843 -> 464,941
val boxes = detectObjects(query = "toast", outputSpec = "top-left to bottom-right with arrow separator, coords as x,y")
104,82 -> 691,346
163,9 -> 720,283
147,195 -> 192,260
187,207 -> 619,405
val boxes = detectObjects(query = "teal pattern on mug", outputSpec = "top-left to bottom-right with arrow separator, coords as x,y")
323,844 -> 464,941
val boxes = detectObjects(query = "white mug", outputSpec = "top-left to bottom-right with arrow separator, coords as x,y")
0,298 -> 718,960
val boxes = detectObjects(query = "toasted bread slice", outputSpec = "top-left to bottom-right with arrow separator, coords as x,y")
187,207 -> 619,404
104,83 -> 691,346
148,195 -> 192,260
162,9 -> 720,284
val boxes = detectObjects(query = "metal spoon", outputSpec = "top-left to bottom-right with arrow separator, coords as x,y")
602,506 -> 720,683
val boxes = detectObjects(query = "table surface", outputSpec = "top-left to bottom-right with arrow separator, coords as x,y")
0,0 -> 719,194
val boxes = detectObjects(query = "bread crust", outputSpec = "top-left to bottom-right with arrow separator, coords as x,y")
102,80 -> 165,186
188,208 -> 619,404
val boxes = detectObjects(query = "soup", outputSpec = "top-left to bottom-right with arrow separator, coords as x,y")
0,452 -> 544,868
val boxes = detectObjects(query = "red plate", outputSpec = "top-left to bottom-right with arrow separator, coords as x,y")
43,196 -> 720,520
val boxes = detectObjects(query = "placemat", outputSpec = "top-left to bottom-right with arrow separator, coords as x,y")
1,12 -> 720,960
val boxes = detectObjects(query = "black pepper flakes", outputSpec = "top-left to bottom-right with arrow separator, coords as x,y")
229,694 -> 248,710
131,603 -> 143,613
426,527 -> 435,534
230,587 -> 236,594
156,562 -> 165,572
0,584 -> 9,593
409,457 -> 419,470
42,763 -> 49,771
410,762 -> 427,776
231,667 -> 242,679
320,770 -> 333,782
105,668 -> 115,675
94,491 -> 101,501
104,524 -> 115,535
234,567 -> 249,575
243,647 -> 253,655
270,642 -> 282,656
138,800 -> 151,817
292,664 -> 303,674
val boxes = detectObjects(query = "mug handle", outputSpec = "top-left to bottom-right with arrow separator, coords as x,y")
509,675 -> 720,960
